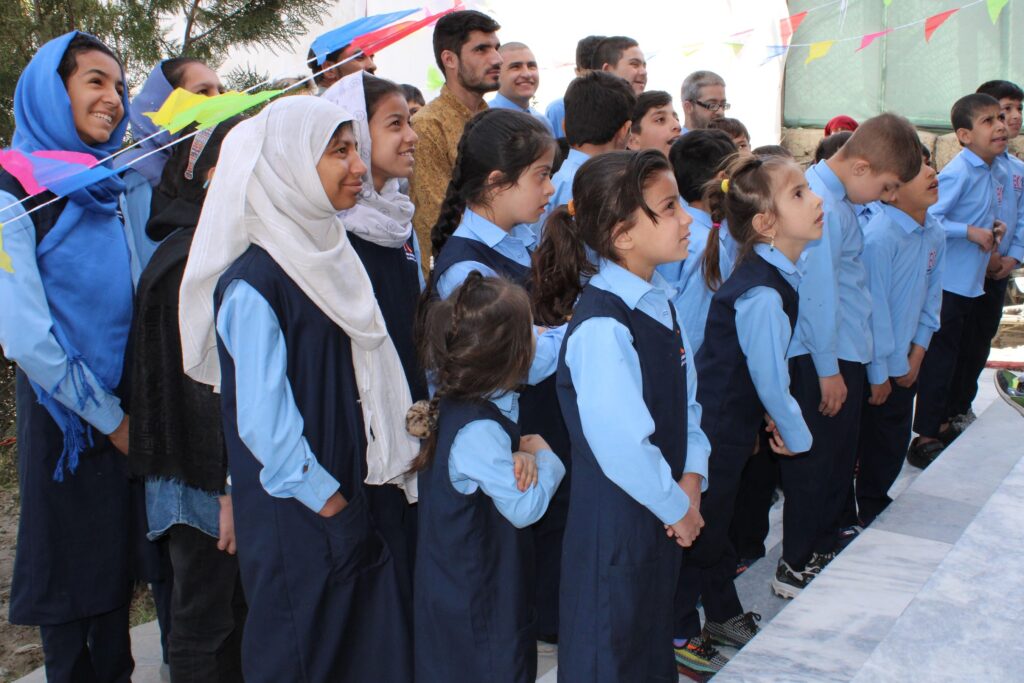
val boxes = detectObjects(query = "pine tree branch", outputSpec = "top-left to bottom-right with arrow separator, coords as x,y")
181,0 -> 203,53
186,0 -> 270,50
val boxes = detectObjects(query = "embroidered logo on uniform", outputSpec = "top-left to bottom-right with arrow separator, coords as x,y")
927,249 -> 937,271
402,241 -> 417,263
996,184 -> 1005,205
1014,174 -> 1024,193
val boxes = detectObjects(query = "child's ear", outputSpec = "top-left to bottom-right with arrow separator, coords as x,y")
626,131 -> 640,150
611,220 -> 634,253
486,169 -> 507,192
614,120 -> 633,149
954,127 -> 973,147
751,211 -> 775,239
850,158 -> 872,177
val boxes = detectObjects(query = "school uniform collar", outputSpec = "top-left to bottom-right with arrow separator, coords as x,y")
686,205 -> 713,228
565,148 -> 591,168
882,202 -> 924,235
488,390 -> 519,419
460,209 -> 538,250
809,159 -> 847,202
753,242 -> 800,276
491,91 -> 530,113
960,147 -> 992,168
592,258 -> 673,310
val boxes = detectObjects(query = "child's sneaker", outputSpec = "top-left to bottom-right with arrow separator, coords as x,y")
675,633 -> 729,674
805,550 -> 836,575
735,557 -> 759,575
836,525 -> 863,551
704,612 -> 762,648
996,370 -> 1024,417
771,559 -> 813,599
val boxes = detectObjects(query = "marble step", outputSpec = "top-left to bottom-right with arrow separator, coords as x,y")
714,397 -> 1024,682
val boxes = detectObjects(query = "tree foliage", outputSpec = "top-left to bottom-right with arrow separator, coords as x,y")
1,0 -> 333,145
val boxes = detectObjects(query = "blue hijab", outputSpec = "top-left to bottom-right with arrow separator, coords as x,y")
11,31 -> 133,480
113,61 -> 173,186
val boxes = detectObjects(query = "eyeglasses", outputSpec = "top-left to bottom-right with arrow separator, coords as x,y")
693,99 -> 730,112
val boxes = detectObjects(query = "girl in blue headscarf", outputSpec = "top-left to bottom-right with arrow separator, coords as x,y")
116,58 -> 222,276
0,31 -> 137,681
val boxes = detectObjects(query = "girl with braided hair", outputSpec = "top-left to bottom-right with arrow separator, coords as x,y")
409,272 -> 565,683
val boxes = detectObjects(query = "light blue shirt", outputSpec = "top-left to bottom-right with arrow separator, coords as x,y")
490,92 -> 554,134
122,169 -> 162,282
994,151 -> 1024,263
791,160 -> 873,375
449,390 -> 566,528
530,148 -> 590,238
216,280 -> 342,513
862,205 -> 945,385
0,190 -> 133,435
563,259 -> 711,525
735,243 -> 812,452
436,209 -> 565,385
930,148 -> 998,297
656,206 -> 734,354
545,97 -> 565,140
855,201 -> 883,228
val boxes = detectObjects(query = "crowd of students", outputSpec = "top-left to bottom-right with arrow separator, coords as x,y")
0,8 -> 1022,683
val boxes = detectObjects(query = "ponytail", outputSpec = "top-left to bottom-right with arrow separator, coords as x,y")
701,176 -> 729,291
531,205 -> 596,325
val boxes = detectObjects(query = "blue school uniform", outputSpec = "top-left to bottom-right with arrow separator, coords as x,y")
857,205 -> 944,524
557,260 -> 709,682
490,92 -> 555,134
214,245 -> 411,683
415,392 -> 564,682
656,205 -> 734,354
122,169 -> 162,276
995,152 -> 1024,262
856,200 -> 883,228
545,97 -> 566,140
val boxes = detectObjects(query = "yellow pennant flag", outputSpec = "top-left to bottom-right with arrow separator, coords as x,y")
805,40 -> 835,65
726,42 -> 745,57
682,43 -> 703,57
144,88 -> 209,129
0,222 -> 14,274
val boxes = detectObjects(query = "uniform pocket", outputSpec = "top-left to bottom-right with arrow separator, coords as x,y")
321,493 -> 389,583
602,561 -> 658,673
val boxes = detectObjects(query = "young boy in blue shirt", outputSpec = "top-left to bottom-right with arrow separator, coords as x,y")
910,94 -> 1009,468
777,113 -> 921,597
545,35 -> 604,140
945,81 -> 1024,433
531,70 -> 635,237
856,145 -> 945,525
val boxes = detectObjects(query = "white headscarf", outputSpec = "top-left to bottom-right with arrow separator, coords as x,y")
179,96 -> 419,497
323,72 -> 415,248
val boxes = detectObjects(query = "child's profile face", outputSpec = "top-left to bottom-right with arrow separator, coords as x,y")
627,104 -> 681,157
998,97 -> 1022,139
770,164 -> 823,245
407,99 -> 423,117
369,92 -> 417,184
624,170 -> 691,266
733,136 -> 752,157
66,50 -> 125,146
176,62 -> 223,97
492,147 -> 556,226
316,124 -> 367,211
891,155 -> 938,214
957,105 -> 1008,161
847,166 -> 901,205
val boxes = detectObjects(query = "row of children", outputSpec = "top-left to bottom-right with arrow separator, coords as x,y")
2,16 -> 1022,683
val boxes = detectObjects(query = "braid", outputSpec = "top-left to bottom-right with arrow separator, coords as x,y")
430,112 -> 492,258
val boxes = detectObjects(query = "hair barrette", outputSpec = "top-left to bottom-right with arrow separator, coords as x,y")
567,199 -> 576,217
720,178 -> 730,194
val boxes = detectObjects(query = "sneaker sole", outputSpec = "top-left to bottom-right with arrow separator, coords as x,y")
771,577 -> 802,599
675,653 -> 720,674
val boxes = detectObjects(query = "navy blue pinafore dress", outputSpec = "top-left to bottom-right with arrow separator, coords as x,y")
214,246 -> 411,683
433,235 -> 571,637
414,397 -> 537,682
556,284 -> 688,683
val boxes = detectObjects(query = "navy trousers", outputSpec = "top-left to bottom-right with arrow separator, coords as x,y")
914,291 -> 976,438
855,383 -> 917,526
948,276 -> 1009,418
39,605 -> 132,683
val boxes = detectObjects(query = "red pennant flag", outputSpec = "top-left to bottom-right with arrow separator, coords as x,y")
924,8 -> 958,42
856,29 -> 893,52
353,4 -> 463,53
780,11 -> 808,45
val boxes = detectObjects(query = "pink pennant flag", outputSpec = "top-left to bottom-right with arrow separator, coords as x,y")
0,149 -> 99,197
0,150 -> 44,196
856,29 -> 893,52
780,11 -> 808,45
924,8 -> 958,42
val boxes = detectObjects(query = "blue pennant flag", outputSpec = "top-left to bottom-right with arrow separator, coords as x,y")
310,9 -> 420,64
761,45 -> 789,65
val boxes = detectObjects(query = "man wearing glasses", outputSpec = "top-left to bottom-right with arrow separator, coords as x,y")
680,70 -> 728,133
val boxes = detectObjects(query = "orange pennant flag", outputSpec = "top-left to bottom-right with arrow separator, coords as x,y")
805,40 -> 835,65
924,8 -> 958,42
780,11 -> 808,45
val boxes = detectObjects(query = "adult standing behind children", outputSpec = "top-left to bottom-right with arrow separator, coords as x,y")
593,36 -> 647,95
545,35 -> 604,140
680,70 -> 729,133
491,42 -> 553,134
410,10 -> 501,271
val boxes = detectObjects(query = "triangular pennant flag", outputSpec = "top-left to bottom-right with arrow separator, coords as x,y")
987,0 -> 1009,23
762,45 -> 789,64
682,43 -> 703,57
0,223 -> 13,274
780,11 -> 808,45
193,90 -> 282,130
145,88 -> 209,129
426,65 -> 445,92
856,29 -> 893,52
309,9 -> 420,64
726,42 -> 745,57
0,150 -> 45,196
884,0 -> 893,5
46,164 -> 123,198
353,5 -> 459,54
0,150 -> 98,197
805,40 -> 835,65
924,8 -> 958,42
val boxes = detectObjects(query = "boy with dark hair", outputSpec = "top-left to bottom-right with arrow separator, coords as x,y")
546,35 -> 605,139
708,117 -> 751,155
910,93 -> 1009,466
752,144 -> 793,159
775,113 -> 922,598
626,90 -> 682,157
409,9 -> 502,271
856,145 -> 944,525
945,81 -> 1024,433
307,44 -> 376,91
531,71 -> 636,236
594,35 -> 647,94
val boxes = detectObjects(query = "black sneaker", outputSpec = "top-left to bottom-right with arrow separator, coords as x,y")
907,438 -> 944,469
771,559 -> 813,599
805,551 -> 836,575
705,611 -> 762,648
836,525 -> 863,551
675,631 -> 729,674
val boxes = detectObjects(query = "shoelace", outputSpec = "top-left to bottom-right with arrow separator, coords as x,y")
690,636 -> 721,660
806,552 -> 836,575
737,612 -> 762,637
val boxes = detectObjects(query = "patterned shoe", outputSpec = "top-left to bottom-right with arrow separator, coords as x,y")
805,551 -> 837,575
771,559 -> 813,599
675,632 -> 729,674
705,611 -> 762,648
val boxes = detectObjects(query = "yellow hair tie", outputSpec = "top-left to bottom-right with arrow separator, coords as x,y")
721,178 -> 730,194
567,199 -> 576,217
